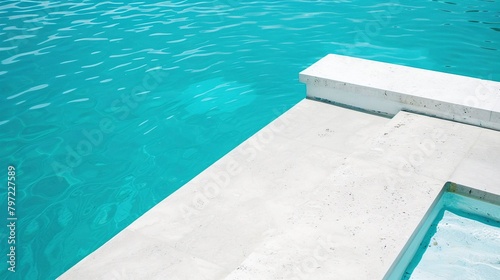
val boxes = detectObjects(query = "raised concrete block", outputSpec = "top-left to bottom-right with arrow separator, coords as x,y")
299,54 -> 500,131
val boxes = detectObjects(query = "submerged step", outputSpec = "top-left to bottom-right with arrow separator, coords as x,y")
299,54 -> 500,131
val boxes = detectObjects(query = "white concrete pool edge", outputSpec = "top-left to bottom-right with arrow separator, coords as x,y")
59,55 -> 500,279
300,54 -> 500,131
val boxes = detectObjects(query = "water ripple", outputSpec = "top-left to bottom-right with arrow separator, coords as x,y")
7,84 -> 49,99
1,1 -> 499,279
29,102 -> 51,110
2,45 -> 55,64
67,98 -> 89,103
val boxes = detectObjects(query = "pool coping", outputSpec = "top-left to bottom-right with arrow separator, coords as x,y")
299,54 -> 500,131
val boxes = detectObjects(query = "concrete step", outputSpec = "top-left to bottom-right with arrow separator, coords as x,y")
300,54 -> 500,131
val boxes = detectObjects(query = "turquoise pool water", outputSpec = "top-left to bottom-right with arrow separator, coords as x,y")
397,190 -> 500,279
406,211 -> 500,279
0,0 -> 499,279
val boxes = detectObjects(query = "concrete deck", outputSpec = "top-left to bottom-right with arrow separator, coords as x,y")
60,101 -> 500,280
60,56 -> 500,279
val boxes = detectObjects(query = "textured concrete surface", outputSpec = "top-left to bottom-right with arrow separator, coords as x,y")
300,54 -> 500,130
60,98 -> 500,280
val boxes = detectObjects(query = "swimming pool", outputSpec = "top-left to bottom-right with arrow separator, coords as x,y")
0,0 -> 499,278
385,184 -> 500,279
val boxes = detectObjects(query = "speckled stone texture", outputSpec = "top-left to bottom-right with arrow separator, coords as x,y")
60,98 -> 500,279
